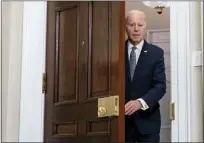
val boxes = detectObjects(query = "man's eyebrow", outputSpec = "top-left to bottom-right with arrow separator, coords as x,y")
128,20 -> 136,23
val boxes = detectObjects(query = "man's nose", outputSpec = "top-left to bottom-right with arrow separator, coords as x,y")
134,26 -> 138,31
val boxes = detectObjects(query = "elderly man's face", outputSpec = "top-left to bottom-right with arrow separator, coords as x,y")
125,13 -> 146,45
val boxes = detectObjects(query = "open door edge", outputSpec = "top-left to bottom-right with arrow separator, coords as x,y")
118,1 -> 125,142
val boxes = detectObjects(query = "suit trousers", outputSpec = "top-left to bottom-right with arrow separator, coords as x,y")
125,115 -> 160,143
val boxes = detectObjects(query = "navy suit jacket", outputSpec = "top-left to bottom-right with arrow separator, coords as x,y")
125,39 -> 166,134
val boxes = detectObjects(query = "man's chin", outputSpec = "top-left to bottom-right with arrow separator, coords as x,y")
128,38 -> 142,45
132,39 -> 142,44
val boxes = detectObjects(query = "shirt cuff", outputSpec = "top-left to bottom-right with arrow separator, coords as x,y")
137,98 -> 149,110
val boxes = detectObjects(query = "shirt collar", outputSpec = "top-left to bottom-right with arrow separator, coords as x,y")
128,39 -> 144,51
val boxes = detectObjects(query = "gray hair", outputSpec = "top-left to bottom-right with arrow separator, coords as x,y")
125,10 -> 146,24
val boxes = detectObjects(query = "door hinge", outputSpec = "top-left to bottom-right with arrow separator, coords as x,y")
42,73 -> 47,94
169,102 -> 175,120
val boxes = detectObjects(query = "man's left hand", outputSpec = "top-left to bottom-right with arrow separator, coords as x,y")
125,100 -> 142,115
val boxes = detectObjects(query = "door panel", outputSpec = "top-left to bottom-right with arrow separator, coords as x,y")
44,1 -> 125,143
91,2 -> 109,96
57,4 -> 78,102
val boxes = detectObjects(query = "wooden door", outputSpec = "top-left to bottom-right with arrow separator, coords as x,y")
44,1 -> 125,143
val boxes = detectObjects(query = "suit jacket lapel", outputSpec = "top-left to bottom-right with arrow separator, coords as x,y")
132,40 -> 149,82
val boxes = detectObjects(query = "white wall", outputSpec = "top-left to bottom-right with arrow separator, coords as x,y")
189,2 -> 203,141
2,1 -> 24,142
2,2 -> 11,140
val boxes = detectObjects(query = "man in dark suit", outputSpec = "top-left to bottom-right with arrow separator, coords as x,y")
125,10 -> 166,142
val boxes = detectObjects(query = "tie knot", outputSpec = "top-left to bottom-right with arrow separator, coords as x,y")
132,46 -> 137,50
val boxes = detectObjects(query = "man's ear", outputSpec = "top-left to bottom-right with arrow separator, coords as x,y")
125,27 -> 128,34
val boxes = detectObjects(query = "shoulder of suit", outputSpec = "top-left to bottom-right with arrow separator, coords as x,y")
147,42 -> 164,54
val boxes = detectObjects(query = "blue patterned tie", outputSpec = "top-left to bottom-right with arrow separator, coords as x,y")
129,47 -> 137,80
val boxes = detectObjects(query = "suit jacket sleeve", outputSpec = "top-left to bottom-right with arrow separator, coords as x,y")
141,49 -> 166,108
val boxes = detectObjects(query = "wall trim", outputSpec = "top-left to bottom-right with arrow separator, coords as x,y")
146,29 -> 170,43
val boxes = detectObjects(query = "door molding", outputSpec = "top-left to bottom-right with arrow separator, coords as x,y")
18,2 -> 47,142
146,29 -> 170,43
15,1 -> 203,142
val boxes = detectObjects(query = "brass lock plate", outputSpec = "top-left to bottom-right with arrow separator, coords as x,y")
98,95 -> 119,118
169,102 -> 175,120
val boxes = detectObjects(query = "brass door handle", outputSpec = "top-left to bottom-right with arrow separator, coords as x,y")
98,107 -> 107,117
97,95 -> 119,118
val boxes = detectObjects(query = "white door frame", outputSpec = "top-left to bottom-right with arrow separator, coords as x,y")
170,2 -> 203,141
18,2 -> 47,142
1,1 -> 203,142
